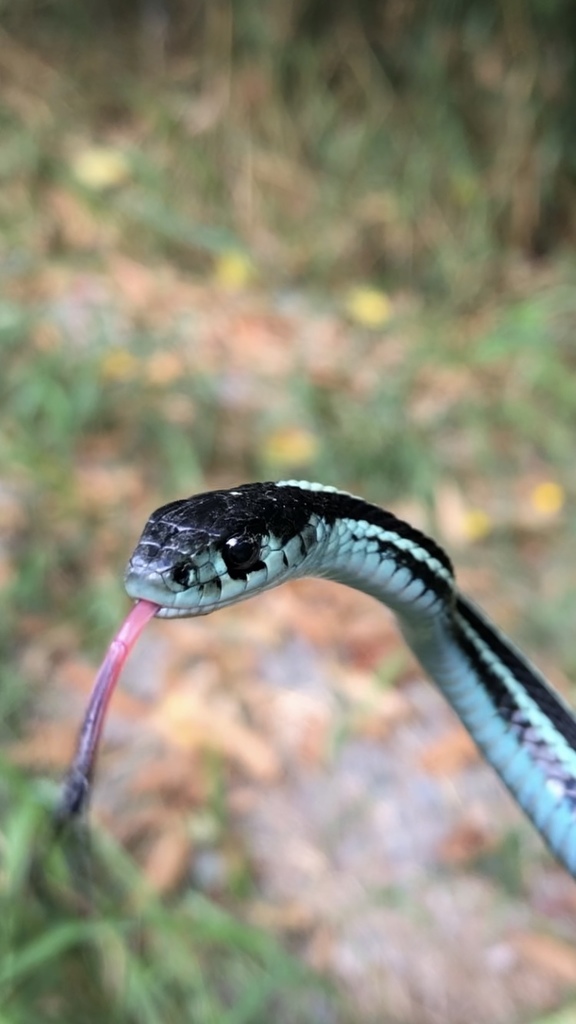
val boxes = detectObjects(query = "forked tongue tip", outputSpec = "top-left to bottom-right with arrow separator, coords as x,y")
56,599 -> 160,826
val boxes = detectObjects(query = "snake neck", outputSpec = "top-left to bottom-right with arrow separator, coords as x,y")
126,478 -> 576,876
280,481 -> 576,872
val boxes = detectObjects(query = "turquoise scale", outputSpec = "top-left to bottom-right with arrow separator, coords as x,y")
125,478 -> 576,878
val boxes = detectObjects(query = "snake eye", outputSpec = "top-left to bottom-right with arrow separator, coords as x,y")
222,535 -> 263,577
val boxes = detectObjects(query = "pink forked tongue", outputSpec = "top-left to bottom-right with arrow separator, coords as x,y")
56,599 -> 160,824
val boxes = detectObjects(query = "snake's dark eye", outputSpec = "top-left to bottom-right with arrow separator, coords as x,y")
222,535 -> 263,577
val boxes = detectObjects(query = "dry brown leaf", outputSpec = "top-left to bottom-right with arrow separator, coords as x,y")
144,350 -> 187,386
57,655 -> 149,722
47,188 -> 112,250
435,481 -> 469,546
7,722 -> 76,769
438,818 -> 496,865
141,823 -> 193,895
419,725 -> 479,775
128,752 -> 206,805
248,899 -> 316,934
19,623 -> 81,683
275,578 -> 370,648
75,463 -> 144,510
56,655 -> 102,693
351,688 -> 414,742
306,924 -> 337,972
341,611 -> 404,670
0,554 -> 15,589
158,622 -> 223,664
107,255 -> 159,310
334,665 -> 414,741
110,805 -> 181,846
226,311 -> 294,377
270,691 -> 332,767
410,364 -> 477,424
150,688 -> 280,781
0,488 -> 28,531
510,932 -> 576,984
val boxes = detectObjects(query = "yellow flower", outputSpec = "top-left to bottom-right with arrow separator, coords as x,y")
100,349 -> 140,381
262,427 -> 319,468
345,287 -> 392,328
213,251 -> 255,290
530,481 -> 564,518
71,147 -> 131,190
462,508 -> 492,542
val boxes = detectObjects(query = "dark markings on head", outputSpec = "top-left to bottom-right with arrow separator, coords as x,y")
137,481 -> 454,580
144,483 -> 311,552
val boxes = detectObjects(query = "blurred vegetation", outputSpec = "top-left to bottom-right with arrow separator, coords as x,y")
1,2 -> 576,1022
2,0 -> 576,297
0,766 -> 334,1024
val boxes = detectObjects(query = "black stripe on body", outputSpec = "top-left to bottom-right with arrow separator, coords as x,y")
292,485 -> 454,578
372,536 -> 453,603
277,484 -> 455,604
453,598 -> 576,803
456,598 -> 576,749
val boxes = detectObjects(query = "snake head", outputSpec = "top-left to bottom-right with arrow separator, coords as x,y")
124,482 -> 320,618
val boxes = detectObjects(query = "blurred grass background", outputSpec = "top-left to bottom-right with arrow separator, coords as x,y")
2,2 -> 576,1022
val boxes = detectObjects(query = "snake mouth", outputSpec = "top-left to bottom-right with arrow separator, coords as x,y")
124,568 -> 226,619
153,604 -> 212,619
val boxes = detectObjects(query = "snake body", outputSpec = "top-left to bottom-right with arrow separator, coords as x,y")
124,480 -> 576,877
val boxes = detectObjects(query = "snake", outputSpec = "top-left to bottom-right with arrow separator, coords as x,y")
122,479 -> 576,878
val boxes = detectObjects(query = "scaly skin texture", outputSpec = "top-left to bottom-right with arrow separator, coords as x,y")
124,480 -> 576,877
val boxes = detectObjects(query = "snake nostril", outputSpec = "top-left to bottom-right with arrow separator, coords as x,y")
129,545 -> 156,569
